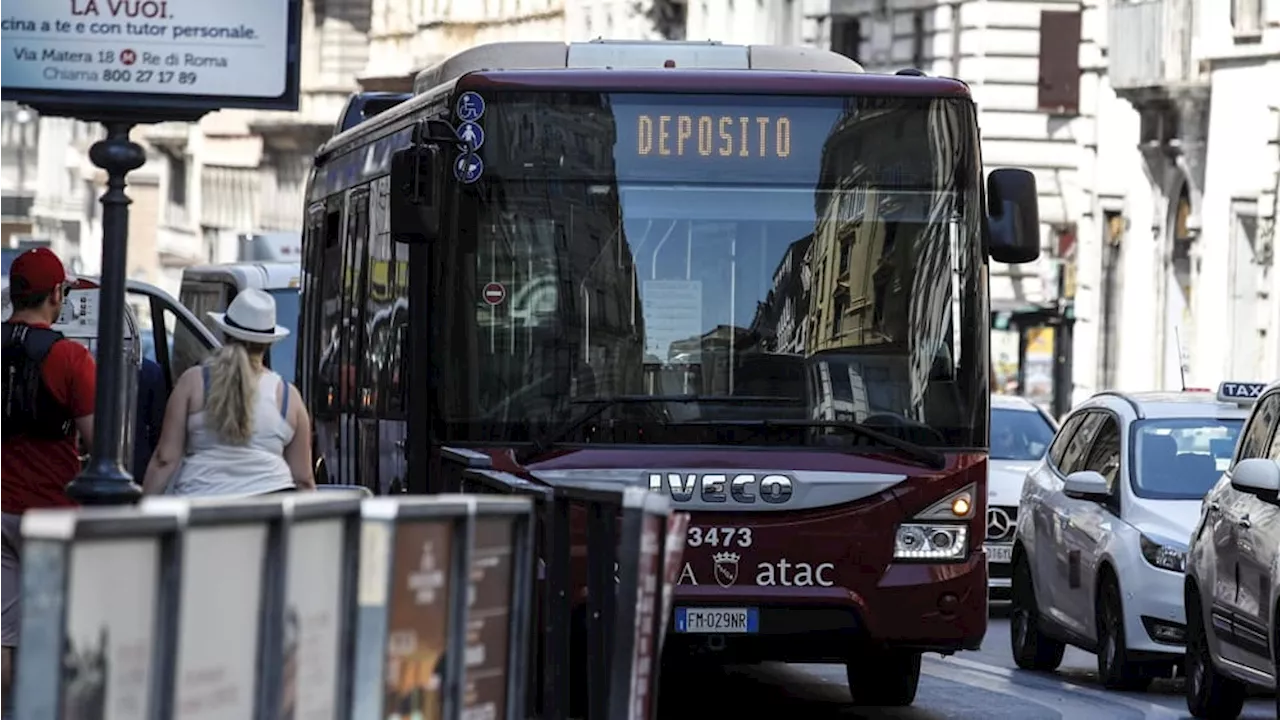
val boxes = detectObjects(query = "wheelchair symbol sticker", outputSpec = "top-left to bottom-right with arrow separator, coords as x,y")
455,154 -> 484,184
456,92 -> 486,122
457,122 -> 485,151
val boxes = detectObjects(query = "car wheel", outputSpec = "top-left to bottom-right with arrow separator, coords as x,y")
846,649 -> 921,706
1185,593 -> 1246,719
1096,577 -> 1152,691
1009,554 -> 1066,671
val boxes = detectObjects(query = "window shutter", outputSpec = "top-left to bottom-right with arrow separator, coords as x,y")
1037,10 -> 1082,115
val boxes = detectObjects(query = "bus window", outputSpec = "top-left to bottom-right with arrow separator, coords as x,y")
161,305 -> 212,384
361,228 -> 394,414
385,247 -> 409,418
315,206 -> 345,417
339,190 -> 370,414
179,281 -> 233,336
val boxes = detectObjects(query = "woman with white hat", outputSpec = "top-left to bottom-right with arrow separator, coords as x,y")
142,288 -> 316,496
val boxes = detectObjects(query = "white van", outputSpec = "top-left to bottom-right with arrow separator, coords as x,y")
179,261 -> 301,384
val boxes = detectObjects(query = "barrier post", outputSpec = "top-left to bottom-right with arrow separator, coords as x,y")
456,468 -> 553,717
538,480 -> 630,720
606,490 -> 674,720
450,495 -> 535,720
274,490 -> 365,720
348,497 -> 473,720
14,507 -> 182,720
137,496 -> 287,720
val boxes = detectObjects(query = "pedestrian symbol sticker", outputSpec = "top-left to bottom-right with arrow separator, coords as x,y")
457,122 -> 485,151
456,92 -> 486,122
455,154 -> 484,184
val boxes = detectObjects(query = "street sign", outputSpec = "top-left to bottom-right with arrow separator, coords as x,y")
0,0 -> 302,115
482,281 -> 506,306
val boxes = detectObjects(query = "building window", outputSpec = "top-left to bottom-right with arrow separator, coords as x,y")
832,293 -> 848,336
830,16 -> 861,62
1036,10 -> 1081,115
911,11 -> 926,69
168,154 -> 188,208
1231,0 -> 1263,39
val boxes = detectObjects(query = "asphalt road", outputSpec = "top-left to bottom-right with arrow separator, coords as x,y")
656,612 -> 1277,719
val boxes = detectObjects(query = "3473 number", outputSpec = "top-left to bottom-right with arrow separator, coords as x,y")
687,526 -> 752,548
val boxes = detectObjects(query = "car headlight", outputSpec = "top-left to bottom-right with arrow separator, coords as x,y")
894,523 -> 968,561
1139,534 -> 1187,573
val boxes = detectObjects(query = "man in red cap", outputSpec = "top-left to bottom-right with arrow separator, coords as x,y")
1,247 -> 97,705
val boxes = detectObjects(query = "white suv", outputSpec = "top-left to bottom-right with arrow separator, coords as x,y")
987,394 -> 1057,602
1009,387 -> 1248,689
1184,380 -> 1280,718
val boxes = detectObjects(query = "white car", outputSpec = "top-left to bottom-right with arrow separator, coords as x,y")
1009,385 -> 1250,689
987,394 -> 1058,602
1184,380 -> 1280,718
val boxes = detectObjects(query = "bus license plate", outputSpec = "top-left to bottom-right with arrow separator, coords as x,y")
675,607 -> 759,634
986,544 -> 1013,563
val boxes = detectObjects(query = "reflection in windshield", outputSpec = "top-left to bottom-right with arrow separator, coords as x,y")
990,408 -> 1056,461
433,91 -> 988,449
1131,419 -> 1243,500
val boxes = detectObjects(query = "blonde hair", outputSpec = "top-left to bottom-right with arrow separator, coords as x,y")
204,340 -> 268,445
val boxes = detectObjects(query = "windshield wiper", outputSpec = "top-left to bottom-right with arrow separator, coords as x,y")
519,395 -> 801,463
673,418 -> 948,470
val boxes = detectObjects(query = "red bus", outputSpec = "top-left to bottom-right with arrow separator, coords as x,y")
300,39 -> 1040,706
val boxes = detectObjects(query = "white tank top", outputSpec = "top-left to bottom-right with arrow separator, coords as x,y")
169,369 -> 296,497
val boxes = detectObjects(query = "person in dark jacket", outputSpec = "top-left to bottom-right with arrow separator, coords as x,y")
133,357 -> 168,482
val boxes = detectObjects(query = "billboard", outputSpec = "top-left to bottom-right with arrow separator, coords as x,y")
0,0 -> 301,114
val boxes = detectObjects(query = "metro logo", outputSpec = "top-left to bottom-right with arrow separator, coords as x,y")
647,472 -> 794,504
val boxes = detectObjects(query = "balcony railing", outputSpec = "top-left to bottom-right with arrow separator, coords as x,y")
1107,0 -> 1198,93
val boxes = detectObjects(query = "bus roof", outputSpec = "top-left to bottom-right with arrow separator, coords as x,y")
412,39 -> 866,95
181,261 -> 301,291
318,40 -> 879,161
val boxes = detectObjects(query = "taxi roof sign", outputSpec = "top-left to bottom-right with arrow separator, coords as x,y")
1218,381 -> 1267,405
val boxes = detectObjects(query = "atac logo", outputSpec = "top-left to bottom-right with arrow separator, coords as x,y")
713,552 -> 740,588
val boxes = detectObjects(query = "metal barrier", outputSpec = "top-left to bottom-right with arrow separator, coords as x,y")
14,481 -> 686,720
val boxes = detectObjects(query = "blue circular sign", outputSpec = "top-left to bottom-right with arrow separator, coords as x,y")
454,153 -> 484,184
456,122 -> 485,151
456,92 -> 486,122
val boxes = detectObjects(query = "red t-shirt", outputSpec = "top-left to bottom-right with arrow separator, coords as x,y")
2,323 -> 97,514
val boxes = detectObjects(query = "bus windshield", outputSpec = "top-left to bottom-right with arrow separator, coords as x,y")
433,91 -> 988,449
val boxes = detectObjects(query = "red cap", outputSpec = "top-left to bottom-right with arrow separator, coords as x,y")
9,247 -> 68,299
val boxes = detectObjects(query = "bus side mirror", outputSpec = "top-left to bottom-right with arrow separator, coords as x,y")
986,168 -> 1040,265
389,146 -> 439,245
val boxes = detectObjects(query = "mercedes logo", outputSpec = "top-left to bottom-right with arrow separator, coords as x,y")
987,507 -> 1015,543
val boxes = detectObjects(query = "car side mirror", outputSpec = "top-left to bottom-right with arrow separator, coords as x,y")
1063,470 -> 1110,501
389,146 -> 440,245
986,168 -> 1041,265
1230,458 -> 1280,500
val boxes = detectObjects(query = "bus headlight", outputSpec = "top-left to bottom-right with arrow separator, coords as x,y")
1139,534 -> 1186,573
894,523 -> 968,561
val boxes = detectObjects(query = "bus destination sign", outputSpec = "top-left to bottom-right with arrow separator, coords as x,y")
0,0 -> 301,113
613,95 -> 844,184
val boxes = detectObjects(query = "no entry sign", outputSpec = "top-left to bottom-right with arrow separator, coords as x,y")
482,282 -> 506,306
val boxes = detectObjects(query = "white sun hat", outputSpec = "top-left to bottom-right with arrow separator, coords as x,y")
207,288 -> 291,345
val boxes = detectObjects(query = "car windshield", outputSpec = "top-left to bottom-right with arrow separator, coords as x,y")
990,406 -> 1056,461
1130,418 -> 1243,500
432,91 -> 990,449
267,288 -> 300,385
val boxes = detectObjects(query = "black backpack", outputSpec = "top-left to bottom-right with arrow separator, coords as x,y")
2,322 -> 75,441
